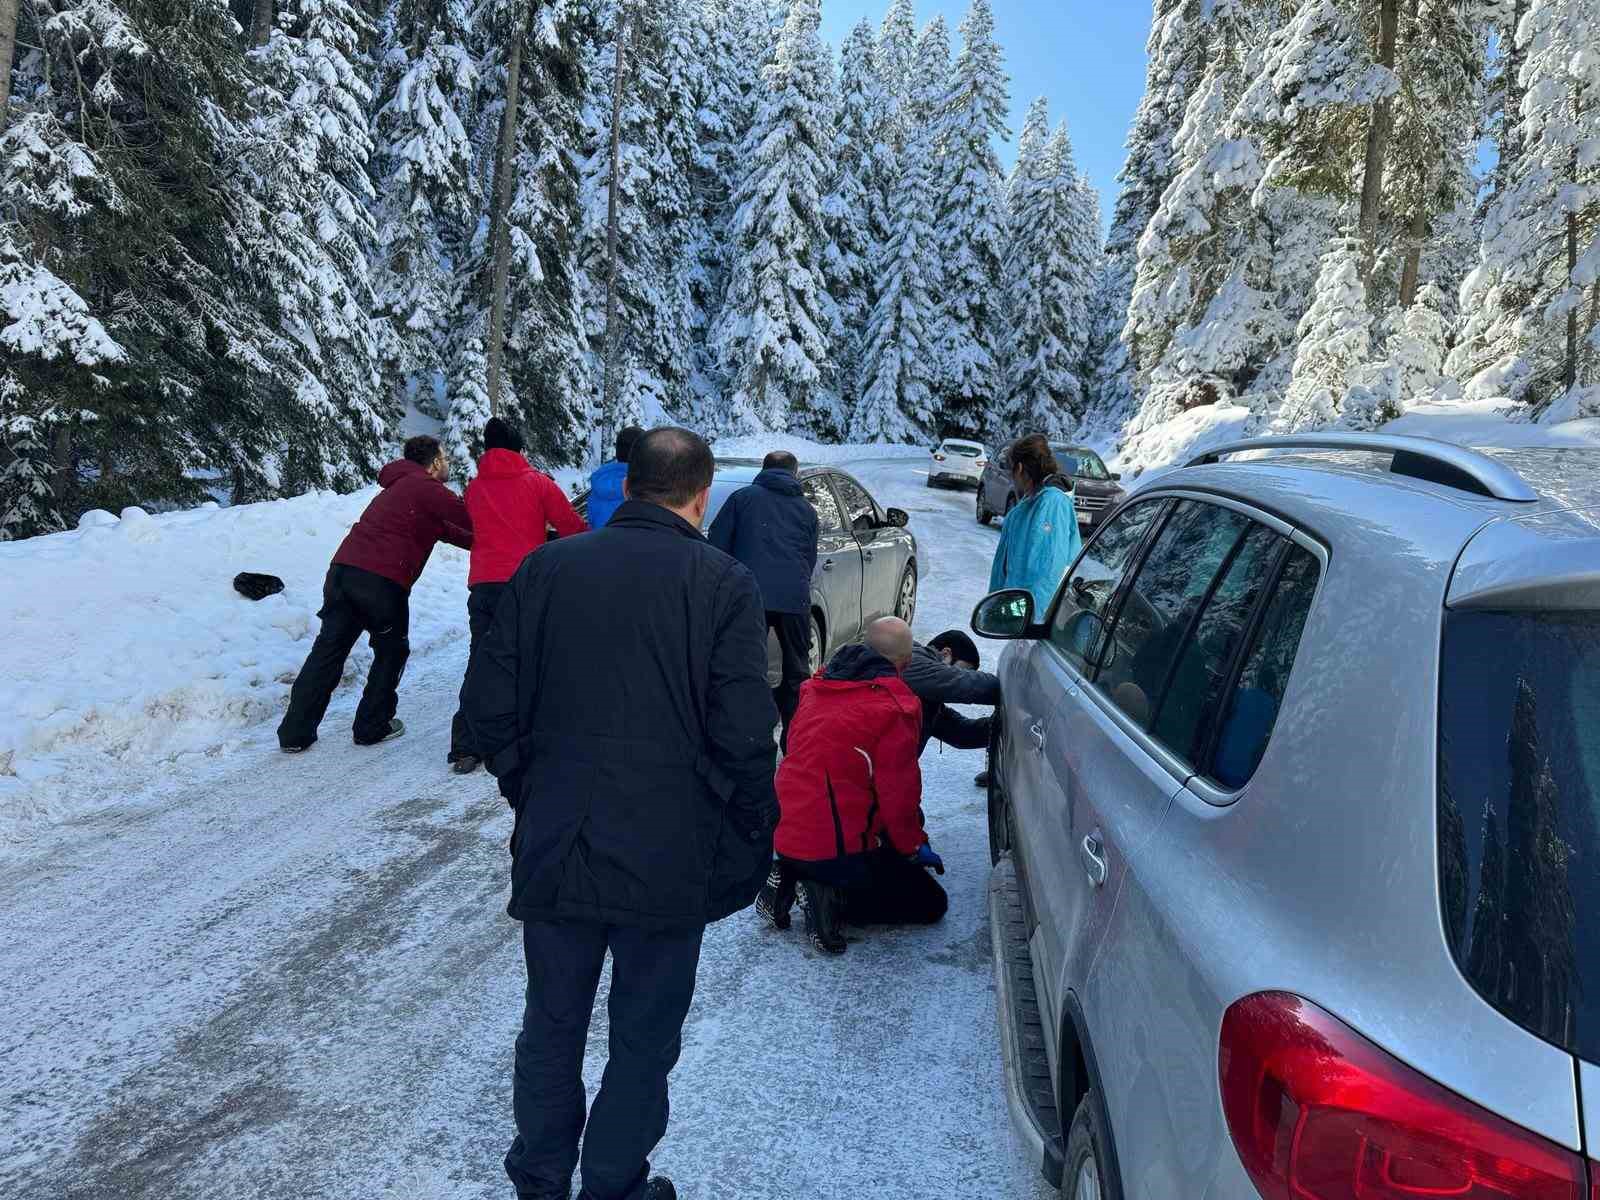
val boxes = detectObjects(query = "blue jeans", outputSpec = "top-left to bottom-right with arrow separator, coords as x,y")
505,919 -> 705,1200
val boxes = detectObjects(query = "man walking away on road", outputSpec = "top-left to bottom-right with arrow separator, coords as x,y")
278,436 -> 472,753
758,617 -> 946,955
903,629 -> 1000,756
463,427 -> 779,1200
707,450 -> 819,750
447,417 -> 587,775
585,424 -> 643,530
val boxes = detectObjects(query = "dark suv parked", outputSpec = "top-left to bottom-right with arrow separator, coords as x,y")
977,442 -> 1126,530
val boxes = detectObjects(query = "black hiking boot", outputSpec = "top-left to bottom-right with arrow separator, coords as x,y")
579,1179 -> 675,1200
451,754 -> 482,775
755,863 -> 796,931
798,881 -> 847,955
356,718 -> 405,746
974,770 -> 990,789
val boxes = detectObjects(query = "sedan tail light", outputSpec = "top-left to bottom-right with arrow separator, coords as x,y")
933,453 -> 946,461
1220,992 -> 1586,1200
977,457 -> 988,467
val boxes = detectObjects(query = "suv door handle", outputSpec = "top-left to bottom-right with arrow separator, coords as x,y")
1029,721 -> 1045,751
1080,833 -> 1108,888
822,558 -> 834,571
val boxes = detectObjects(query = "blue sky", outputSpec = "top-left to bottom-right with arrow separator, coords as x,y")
818,2 -> 1151,225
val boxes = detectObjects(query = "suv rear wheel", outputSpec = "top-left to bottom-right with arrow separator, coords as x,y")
1065,1091 -> 1121,1200
977,487 -> 993,526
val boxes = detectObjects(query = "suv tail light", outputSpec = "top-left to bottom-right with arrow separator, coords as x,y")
1220,992 -> 1586,1200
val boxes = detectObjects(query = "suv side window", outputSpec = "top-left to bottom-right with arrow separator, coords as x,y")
1150,524 -> 1283,762
803,476 -> 844,532
1050,498 -> 1165,674
833,473 -> 879,533
1093,501 -> 1253,733
1204,546 -> 1320,789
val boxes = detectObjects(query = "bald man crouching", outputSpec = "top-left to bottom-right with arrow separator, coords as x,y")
758,617 -> 948,954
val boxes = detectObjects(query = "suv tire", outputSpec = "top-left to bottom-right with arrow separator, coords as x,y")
977,488 -> 993,525
987,732 -> 1011,866
1064,1090 -> 1122,1200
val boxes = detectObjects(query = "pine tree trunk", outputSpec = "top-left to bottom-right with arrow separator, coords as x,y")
0,0 -> 21,134
1398,209 -> 1428,308
600,4 -> 632,454
250,0 -> 275,48
1494,0 -> 1530,197
1565,210 -> 1579,393
486,0 -> 535,419
1357,0 -> 1400,270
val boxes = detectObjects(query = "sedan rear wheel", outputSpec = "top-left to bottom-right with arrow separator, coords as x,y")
894,563 -> 917,626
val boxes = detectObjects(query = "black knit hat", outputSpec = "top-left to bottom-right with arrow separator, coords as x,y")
483,417 -> 524,454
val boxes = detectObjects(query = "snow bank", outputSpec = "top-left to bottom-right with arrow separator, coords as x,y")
0,487 -> 471,844
1109,403 -> 1256,486
1381,400 -> 1600,447
710,433 -> 932,464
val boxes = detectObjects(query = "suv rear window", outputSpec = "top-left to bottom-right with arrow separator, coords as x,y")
1440,611 -> 1600,1060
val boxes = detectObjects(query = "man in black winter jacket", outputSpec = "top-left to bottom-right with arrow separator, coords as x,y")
707,450 -> 820,749
462,427 -> 779,1200
901,629 -> 1002,755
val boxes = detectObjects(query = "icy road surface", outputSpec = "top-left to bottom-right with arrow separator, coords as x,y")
1,459 -> 1054,1200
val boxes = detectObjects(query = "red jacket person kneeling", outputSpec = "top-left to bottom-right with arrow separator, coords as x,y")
761,617 -> 948,954
448,417 -> 586,773
278,435 -> 473,752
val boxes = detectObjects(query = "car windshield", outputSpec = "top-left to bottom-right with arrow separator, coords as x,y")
1438,610 -> 1600,1060
1051,445 -> 1111,480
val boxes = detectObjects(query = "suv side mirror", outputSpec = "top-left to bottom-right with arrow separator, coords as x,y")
885,507 -> 909,529
1110,472 -> 1123,482
972,589 -> 1035,639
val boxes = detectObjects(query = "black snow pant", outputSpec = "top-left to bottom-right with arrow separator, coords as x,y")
505,919 -> 705,1200
449,581 -> 508,762
277,564 -> 410,749
768,610 -> 812,752
782,847 -> 948,926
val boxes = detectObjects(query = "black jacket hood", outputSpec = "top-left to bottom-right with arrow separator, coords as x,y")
754,467 -> 804,496
823,643 -> 901,683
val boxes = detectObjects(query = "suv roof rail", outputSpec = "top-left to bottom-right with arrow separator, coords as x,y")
1184,433 -> 1540,503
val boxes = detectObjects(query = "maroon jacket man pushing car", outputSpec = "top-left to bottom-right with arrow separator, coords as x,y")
278,435 -> 473,753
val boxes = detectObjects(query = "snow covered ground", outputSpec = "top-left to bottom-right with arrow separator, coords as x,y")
0,458 -> 1051,1200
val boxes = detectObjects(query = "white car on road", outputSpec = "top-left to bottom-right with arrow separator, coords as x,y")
928,438 -> 987,489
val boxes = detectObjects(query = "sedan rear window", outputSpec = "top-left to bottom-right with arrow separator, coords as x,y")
1440,612 -> 1600,1060
942,443 -> 982,458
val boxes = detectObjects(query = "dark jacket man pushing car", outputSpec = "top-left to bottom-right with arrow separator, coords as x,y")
462,427 -> 779,1200
707,450 -> 820,750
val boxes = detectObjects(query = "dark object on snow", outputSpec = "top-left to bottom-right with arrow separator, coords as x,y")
277,564 -> 411,750
233,572 -> 285,601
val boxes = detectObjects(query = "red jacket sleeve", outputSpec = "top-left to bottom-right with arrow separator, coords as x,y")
430,480 -> 474,549
536,471 -> 588,537
875,703 -> 926,854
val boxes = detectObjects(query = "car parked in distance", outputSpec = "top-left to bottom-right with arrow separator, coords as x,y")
977,441 -> 1125,531
575,459 -> 917,679
973,432 -> 1600,1200
928,438 -> 988,489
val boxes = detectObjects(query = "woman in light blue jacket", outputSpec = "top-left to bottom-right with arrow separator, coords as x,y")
989,434 -> 1083,615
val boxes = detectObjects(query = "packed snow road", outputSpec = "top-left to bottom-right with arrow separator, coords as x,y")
0,459 -> 1053,1200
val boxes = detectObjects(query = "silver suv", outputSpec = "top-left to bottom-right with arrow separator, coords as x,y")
972,433 -> 1600,1200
